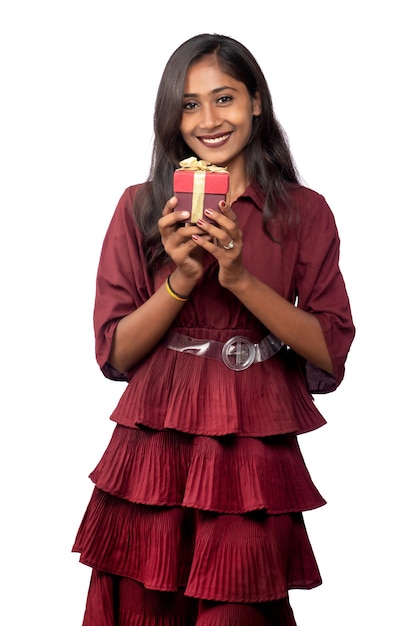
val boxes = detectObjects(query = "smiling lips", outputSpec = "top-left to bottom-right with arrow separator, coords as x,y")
199,132 -> 231,147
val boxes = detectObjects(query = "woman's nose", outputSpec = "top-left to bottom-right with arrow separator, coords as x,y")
198,105 -> 222,129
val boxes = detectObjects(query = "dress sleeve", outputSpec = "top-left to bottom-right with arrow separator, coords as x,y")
93,185 -> 153,380
295,191 -> 355,393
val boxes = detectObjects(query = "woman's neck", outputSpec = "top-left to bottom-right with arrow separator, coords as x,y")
225,155 -> 249,204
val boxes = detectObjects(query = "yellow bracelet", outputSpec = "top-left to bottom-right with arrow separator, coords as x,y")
166,275 -> 190,302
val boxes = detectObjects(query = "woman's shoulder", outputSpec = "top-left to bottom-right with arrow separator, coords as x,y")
117,183 -> 143,207
288,183 -> 328,207
288,184 -> 336,227
102,183 -> 145,241
111,183 -> 145,220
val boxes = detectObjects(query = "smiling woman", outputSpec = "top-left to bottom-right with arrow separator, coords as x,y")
72,33 -> 355,626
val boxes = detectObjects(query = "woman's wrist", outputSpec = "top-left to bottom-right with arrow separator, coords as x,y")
167,271 -> 197,301
220,266 -> 252,295
166,274 -> 191,302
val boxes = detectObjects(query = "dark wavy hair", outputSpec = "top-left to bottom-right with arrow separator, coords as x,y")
134,33 -> 300,272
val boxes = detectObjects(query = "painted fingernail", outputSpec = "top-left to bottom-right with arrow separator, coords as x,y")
196,218 -> 205,226
192,234 -> 200,241
219,201 -> 227,209
204,208 -> 213,215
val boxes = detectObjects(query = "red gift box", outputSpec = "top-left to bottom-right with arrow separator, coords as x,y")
173,158 -> 229,223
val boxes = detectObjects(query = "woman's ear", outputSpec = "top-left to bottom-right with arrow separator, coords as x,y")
252,91 -> 262,117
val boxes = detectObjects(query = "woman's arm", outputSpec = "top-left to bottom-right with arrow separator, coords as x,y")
192,204 -> 336,375
108,269 -> 195,374
223,270 -> 333,373
106,198 -> 208,374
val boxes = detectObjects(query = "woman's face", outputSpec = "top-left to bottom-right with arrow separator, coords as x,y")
180,55 -> 261,170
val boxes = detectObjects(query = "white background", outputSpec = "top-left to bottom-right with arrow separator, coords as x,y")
1,1 -> 416,624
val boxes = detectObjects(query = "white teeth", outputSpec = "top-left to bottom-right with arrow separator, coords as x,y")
201,134 -> 229,144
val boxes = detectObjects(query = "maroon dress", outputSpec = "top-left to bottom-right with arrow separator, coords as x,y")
73,182 -> 355,625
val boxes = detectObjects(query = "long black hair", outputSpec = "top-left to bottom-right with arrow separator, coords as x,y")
134,33 -> 300,272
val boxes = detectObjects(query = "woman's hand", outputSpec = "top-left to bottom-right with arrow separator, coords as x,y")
158,197 -> 208,287
191,201 -> 246,288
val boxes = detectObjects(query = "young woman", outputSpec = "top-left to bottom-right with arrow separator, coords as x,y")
73,33 -> 355,626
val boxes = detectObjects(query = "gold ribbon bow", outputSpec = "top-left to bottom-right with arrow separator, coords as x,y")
178,157 -> 227,172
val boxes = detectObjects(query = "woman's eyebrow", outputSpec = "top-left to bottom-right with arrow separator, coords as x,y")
183,85 -> 238,97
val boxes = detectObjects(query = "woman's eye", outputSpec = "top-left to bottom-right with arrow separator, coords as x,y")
218,95 -> 232,104
183,101 -> 198,110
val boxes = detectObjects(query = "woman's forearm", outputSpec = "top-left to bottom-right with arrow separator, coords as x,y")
108,272 -> 196,374
226,270 -> 333,374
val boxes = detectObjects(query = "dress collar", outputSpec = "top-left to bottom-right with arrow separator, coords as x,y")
237,182 -> 266,211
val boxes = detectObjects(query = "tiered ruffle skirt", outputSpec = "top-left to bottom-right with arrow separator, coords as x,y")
73,345 -> 326,625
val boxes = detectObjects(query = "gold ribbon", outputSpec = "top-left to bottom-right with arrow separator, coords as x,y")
177,158 -> 228,222
191,171 -> 206,222
178,156 -> 228,172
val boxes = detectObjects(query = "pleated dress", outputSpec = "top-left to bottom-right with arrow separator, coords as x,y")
72,182 -> 355,626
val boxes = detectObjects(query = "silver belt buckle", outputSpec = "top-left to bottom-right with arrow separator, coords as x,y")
221,336 -> 256,371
